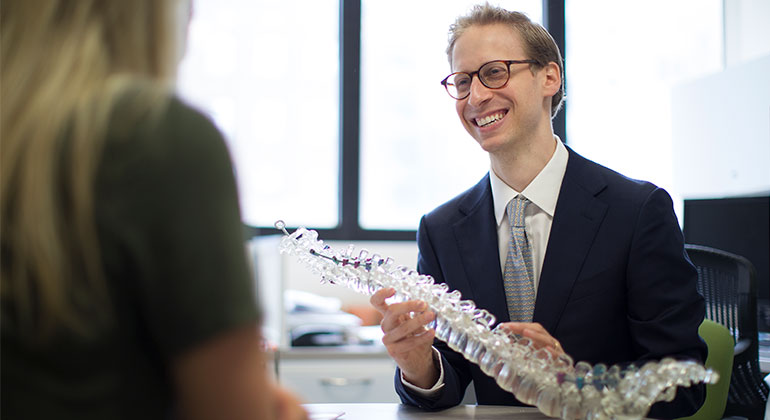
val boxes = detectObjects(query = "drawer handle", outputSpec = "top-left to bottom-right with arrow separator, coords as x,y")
319,377 -> 373,387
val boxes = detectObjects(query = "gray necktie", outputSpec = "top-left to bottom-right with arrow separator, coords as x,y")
503,196 -> 535,322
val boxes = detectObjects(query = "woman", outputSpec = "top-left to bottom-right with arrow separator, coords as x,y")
0,1 -> 307,419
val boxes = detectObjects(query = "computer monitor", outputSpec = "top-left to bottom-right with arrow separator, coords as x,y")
683,195 -> 770,332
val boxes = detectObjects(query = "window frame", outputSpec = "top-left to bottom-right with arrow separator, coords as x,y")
245,0 -> 565,241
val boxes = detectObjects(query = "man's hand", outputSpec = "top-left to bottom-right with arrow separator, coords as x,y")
370,287 -> 439,388
500,322 -> 565,356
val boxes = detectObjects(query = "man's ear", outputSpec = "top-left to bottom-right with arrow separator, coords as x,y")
542,62 -> 561,97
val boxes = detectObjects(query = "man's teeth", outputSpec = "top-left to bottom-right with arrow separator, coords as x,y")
476,113 -> 504,127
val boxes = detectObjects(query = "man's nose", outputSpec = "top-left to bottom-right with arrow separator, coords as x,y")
466,76 -> 492,107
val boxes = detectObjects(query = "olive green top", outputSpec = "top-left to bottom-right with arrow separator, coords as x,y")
1,95 -> 260,419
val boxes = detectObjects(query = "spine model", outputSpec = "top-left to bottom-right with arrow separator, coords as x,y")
275,221 -> 717,420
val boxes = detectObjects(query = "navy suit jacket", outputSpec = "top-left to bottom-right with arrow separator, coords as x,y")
395,147 -> 706,419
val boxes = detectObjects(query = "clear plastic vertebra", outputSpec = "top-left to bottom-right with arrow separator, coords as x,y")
275,221 -> 717,420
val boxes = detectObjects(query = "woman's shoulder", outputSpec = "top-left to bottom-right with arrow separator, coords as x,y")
97,82 -> 235,207
104,82 -> 228,166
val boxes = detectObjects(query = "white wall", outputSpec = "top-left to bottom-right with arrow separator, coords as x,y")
671,0 -> 770,200
671,54 -> 770,199
725,0 -> 770,66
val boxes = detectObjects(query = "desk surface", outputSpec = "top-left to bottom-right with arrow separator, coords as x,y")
304,403 -> 551,420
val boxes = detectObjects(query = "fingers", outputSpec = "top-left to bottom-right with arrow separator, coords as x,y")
500,322 -> 564,356
370,288 -> 432,332
383,323 -> 436,366
380,300 -> 436,356
379,300 -> 432,331
370,287 -> 425,317
549,339 -> 563,356
369,287 -> 396,313
369,290 -> 436,360
381,309 -> 435,346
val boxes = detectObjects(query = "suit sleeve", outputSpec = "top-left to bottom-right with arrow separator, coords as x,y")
626,187 -> 706,418
393,215 -> 473,410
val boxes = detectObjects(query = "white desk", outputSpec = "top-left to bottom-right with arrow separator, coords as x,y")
304,403 -> 551,420
278,347 -> 398,403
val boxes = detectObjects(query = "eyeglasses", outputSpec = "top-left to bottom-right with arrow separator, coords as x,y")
440,59 -> 538,100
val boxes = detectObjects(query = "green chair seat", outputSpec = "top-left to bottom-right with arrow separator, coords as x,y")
677,319 -> 734,420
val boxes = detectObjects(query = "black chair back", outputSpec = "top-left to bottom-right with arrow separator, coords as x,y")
685,244 -> 769,420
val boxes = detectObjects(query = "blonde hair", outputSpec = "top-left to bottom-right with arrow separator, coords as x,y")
446,3 -> 565,117
1,0 -> 184,339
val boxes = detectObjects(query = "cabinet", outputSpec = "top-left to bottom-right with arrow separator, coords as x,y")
277,346 -> 400,403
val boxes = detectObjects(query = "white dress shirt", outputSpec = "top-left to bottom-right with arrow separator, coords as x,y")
401,136 -> 569,395
490,137 -> 569,291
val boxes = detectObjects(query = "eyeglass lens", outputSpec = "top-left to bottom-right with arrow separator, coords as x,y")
446,61 -> 510,99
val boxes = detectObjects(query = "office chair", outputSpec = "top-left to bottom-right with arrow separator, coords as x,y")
685,244 -> 769,420
678,319 -> 734,420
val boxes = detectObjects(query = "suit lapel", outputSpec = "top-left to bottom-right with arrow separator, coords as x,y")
452,175 -> 511,325
534,149 -> 608,332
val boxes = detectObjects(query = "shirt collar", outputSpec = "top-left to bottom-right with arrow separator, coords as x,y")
491,137 -> 569,227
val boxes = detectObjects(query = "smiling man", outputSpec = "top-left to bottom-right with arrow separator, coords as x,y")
369,3 -> 707,419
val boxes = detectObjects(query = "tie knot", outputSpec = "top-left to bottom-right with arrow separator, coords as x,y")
506,196 -> 528,227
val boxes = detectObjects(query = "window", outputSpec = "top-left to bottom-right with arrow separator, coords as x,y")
177,0 -> 340,228
565,0 -> 723,210
359,1 -> 543,230
178,0 -> 555,238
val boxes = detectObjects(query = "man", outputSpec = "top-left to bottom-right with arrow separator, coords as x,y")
369,4 -> 706,418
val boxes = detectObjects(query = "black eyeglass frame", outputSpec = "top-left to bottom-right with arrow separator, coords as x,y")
440,59 -> 540,100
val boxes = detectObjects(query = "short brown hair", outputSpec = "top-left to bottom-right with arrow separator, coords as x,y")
447,3 -> 565,118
